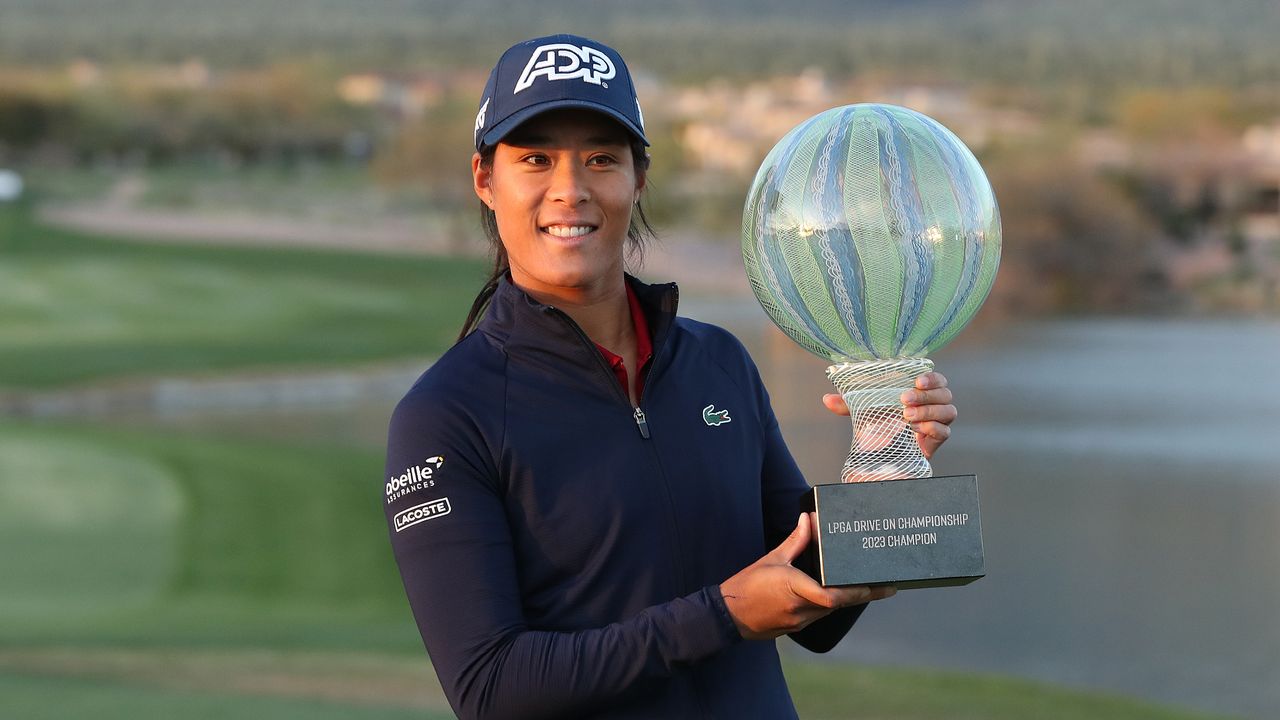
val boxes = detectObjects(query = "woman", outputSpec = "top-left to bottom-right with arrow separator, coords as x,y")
384,34 -> 957,719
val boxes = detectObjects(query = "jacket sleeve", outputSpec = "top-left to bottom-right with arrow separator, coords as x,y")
384,388 -> 742,720
752,361 -> 867,653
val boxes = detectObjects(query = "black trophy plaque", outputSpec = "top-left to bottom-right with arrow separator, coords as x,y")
801,474 -> 985,589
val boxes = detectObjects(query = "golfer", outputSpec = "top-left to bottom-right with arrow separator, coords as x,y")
384,34 -> 957,719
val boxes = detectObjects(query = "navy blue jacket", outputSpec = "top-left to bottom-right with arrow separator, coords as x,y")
384,276 -> 864,719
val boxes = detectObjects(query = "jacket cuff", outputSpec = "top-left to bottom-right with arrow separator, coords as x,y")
702,584 -> 744,648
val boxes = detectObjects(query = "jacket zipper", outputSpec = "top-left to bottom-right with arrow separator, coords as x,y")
547,307 -> 655,439
632,407 -> 650,438
546,288 -> 704,708
546,290 -> 702,713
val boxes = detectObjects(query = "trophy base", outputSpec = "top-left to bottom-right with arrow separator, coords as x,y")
800,474 -> 985,588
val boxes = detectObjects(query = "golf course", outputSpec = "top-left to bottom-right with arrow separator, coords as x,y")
0,205 -> 1232,719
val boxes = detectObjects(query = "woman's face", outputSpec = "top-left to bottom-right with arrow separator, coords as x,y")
472,108 -> 644,299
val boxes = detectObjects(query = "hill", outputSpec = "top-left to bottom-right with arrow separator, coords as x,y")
1,0 -> 1276,88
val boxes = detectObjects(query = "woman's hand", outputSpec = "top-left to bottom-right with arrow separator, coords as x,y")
720,514 -> 896,640
822,371 -> 957,460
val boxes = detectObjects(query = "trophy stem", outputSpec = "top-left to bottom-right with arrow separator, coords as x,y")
826,358 -> 935,483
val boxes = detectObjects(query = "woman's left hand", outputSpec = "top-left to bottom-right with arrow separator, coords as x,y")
821,371 -> 957,460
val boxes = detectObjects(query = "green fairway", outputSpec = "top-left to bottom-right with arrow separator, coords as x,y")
0,671 -> 454,720
0,421 -> 1233,720
0,646 -> 1228,720
0,421 -> 411,648
783,660 -> 1228,720
0,207 -> 485,389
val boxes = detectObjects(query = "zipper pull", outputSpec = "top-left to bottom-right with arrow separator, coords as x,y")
633,407 -> 651,439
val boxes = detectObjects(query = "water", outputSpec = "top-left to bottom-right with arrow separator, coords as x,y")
730,312 -> 1280,720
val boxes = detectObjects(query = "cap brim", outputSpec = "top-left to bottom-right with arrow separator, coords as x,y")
478,99 -> 649,151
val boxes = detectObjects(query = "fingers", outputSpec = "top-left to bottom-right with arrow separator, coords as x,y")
858,585 -> 898,603
911,420 -> 952,443
766,514 -> 811,565
902,373 -> 956,426
790,574 -> 898,610
902,401 -> 957,424
912,420 -> 951,459
900,386 -> 953,409
902,372 -> 955,458
914,371 -> 947,390
822,393 -> 850,416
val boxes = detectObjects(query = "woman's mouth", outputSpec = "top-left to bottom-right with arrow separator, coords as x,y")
541,224 -> 597,239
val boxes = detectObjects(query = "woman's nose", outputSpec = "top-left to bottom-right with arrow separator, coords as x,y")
547,162 -> 590,204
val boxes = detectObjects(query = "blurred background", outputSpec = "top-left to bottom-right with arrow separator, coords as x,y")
0,1 -> 1276,719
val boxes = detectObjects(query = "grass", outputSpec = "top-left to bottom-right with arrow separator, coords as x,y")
0,672 -> 454,720
0,648 -> 1227,720
19,162 -> 436,219
784,660 -> 1227,720
134,161 -> 439,221
0,196 -> 1237,718
0,420 -> 1235,720
0,206 -> 485,389
0,421 -> 409,646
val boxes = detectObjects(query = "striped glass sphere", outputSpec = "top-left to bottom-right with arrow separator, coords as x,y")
742,104 -> 1001,362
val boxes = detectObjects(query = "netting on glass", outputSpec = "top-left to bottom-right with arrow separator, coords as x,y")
826,358 -> 934,483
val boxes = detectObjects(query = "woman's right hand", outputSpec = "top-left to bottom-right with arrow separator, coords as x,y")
720,513 -> 896,640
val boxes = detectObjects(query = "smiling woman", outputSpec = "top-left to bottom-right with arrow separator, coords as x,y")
473,109 -> 644,301
382,33 -> 954,720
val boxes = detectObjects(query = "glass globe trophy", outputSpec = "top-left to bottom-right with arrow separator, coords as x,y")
742,104 -> 999,588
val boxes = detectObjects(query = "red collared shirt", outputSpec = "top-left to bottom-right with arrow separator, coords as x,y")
594,283 -> 653,403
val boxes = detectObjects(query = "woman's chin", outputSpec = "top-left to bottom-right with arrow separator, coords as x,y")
515,265 -> 624,295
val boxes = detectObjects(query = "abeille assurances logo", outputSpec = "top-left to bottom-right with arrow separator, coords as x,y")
386,455 -> 444,504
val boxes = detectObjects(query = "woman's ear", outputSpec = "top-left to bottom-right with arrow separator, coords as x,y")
472,152 -> 494,207
634,165 -> 647,202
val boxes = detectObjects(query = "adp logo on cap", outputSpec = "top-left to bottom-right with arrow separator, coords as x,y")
474,33 -> 649,152
514,43 -> 617,94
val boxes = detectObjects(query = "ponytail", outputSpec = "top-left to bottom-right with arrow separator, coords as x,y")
457,146 -> 508,342
456,244 -> 507,343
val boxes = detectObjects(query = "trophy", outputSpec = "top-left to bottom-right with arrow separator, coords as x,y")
742,104 -> 1000,589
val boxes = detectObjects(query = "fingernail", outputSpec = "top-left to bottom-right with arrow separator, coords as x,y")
903,408 -> 918,421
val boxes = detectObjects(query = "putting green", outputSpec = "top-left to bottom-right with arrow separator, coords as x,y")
0,421 -> 412,650
0,430 -> 183,617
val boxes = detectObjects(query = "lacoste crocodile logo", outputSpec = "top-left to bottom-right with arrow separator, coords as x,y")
702,404 -> 732,427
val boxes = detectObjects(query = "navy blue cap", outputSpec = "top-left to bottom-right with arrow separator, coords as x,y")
474,34 -> 648,152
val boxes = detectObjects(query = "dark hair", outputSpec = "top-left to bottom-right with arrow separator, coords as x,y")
456,136 -> 656,341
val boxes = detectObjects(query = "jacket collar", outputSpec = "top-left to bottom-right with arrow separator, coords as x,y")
478,274 -> 679,367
